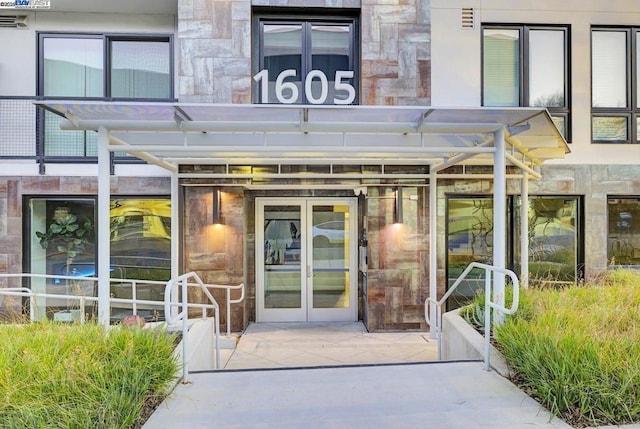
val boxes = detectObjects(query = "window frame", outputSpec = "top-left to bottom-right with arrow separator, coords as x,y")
252,9 -> 360,105
481,24 -> 572,142
36,32 -> 175,163
590,27 -> 638,144
607,196 -> 640,266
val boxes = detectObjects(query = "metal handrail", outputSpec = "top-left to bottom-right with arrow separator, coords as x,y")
0,274 -> 244,331
165,272 -> 229,382
189,281 -> 244,337
425,262 -> 519,371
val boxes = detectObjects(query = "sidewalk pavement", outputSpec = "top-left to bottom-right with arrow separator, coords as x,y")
143,322 -> 573,429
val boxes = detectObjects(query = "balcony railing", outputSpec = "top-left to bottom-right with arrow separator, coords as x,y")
0,96 -> 37,158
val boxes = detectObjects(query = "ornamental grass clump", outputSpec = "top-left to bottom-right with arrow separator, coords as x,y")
494,270 -> 640,428
0,322 -> 178,428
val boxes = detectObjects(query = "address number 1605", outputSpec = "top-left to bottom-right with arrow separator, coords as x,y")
253,69 -> 356,105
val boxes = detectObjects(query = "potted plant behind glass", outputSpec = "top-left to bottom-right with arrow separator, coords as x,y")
35,207 -> 95,320
36,207 -> 94,280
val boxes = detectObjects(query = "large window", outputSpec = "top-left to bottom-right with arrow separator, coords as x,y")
253,13 -> 358,105
26,196 -> 171,322
37,33 -> 173,159
608,197 -> 640,267
482,25 -> 570,140
591,28 -> 640,143
446,195 -> 583,309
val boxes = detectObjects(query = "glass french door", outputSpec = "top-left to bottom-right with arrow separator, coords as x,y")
256,198 -> 357,322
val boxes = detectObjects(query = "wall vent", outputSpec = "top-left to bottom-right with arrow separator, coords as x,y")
461,7 -> 474,29
0,15 -> 28,28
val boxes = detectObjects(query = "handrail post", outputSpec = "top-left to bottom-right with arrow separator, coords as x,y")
226,288 -> 231,337
131,280 -> 137,316
484,269 -> 492,371
181,277 -> 189,383
80,297 -> 86,323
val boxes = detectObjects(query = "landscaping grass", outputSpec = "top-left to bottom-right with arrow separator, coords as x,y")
0,322 -> 179,428
491,270 -> 640,428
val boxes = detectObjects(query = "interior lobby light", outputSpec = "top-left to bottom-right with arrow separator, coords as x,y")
212,188 -> 222,224
394,187 -> 403,224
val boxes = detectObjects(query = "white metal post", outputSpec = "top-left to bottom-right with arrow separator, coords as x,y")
429,170 -> 438,338
520,172 -> 529,288
97,127 -> 111,326
171,171 -> 179,279
492,127 -> 506,325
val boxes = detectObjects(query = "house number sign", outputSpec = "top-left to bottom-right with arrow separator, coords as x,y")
253,69 -> 356,105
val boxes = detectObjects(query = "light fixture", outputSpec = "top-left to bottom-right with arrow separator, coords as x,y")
393,187 -> 403,224
212,188 -> 222,224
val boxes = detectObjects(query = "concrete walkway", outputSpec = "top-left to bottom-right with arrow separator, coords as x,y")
143,322 -> 573,428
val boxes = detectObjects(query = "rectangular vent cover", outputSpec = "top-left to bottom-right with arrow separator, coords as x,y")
461,8 -> 474,29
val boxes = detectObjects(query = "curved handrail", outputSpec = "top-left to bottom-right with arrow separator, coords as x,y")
425,262 -> 519,371
164,272 -> 222,382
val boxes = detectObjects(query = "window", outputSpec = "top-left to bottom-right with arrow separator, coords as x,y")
26,196 -> 171,322
446,195 -> 583,310
253,13 -> 359,105
608,197 -> 640,266
591,28 -> 640,144
482,25 -> 570,140
37,33 -> 173,159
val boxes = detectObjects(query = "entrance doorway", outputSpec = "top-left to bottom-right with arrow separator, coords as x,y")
256,198 -> 358,322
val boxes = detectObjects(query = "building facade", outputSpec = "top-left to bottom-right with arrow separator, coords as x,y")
0,0 -> 638,331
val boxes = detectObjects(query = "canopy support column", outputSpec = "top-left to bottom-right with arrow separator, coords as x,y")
170,171 -> 179,304
492,127 -> 506,325
520,172 -> 529,288
97,127 -> 111,326
429,170 -> 438,338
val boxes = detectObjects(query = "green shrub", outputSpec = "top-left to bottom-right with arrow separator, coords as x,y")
494,270 -> 640,427
0,322 -> 178,428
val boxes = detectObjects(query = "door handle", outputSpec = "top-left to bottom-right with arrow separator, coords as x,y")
307,265 -> 312,278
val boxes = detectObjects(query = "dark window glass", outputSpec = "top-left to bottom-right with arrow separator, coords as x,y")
608,197 -> 640,267
255,16 -> 358,105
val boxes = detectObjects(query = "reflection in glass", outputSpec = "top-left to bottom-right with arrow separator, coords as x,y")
608,198 -> 640,267
529,30 -> 565,107
483,29 -> 520,106
109,198 -> 171,321
43,37 -> 103,157
111,41 -> 171,99
515,197 -> 577,286
29,199 -> 96,321
263,24 -> 303,103
312,205 -> 349,309
592,116 -> 628,142
446,198 -> 493,310
43,37 -> 103,97
263,205 -> 302,308
311,25 -> 351,104
551,116 -> 566,137
592,31 -> 627,108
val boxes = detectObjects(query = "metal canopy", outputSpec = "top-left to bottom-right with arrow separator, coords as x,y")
37,101 -> 569,329
38,102 -> 569,171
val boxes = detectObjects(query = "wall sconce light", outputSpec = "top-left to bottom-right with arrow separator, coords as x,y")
394,187 -> 403,224
212,188 -> 222,224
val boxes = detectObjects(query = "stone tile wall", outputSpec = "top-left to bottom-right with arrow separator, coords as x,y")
178,0 -> 431,105
365,187 -> 429,331
182,187 -> 246,331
